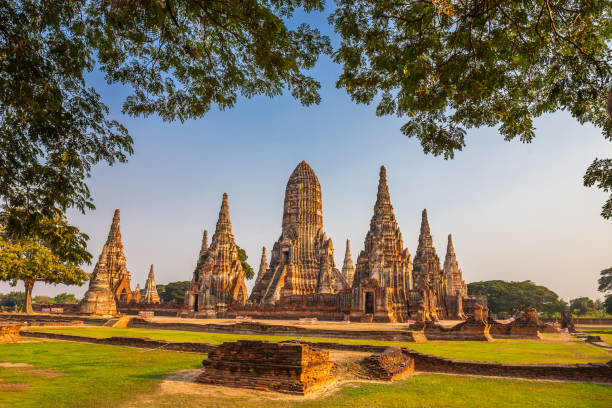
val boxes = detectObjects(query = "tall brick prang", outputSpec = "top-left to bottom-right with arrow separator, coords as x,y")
185,193 -> 248,316
249,161 -> 348,305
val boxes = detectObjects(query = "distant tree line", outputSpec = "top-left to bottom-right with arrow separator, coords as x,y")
155,281 -> 190,304
468,280 -> 611,317
0,291 -> 78,310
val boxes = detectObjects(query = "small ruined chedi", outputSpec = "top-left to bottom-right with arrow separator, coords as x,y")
254,246 -> 268,289
142,264 -> 161,304
184,193 -> 248,316
341,240 -> 356,287
249,161 -> 348,305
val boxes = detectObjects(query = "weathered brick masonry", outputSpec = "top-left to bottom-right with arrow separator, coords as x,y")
196,340 -> 335,394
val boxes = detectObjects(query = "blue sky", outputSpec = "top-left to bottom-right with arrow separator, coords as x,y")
2,6 -> 610,302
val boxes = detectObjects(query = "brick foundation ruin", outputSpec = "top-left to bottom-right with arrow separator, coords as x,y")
0,323 -> 22,343
489,308 -> 543,339
195,340 -> 334,394
364,347 -> 415,380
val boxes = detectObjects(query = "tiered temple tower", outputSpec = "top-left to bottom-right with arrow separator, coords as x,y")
350,166 -> 413,322
341,240 -> 356,287
143,264 -> 161,304
185,193 -> 248,315
101,210 -> 134,303
443,234 -> 467,297
248,161 -> 348,305
80,245 -> 118,316
412,209 -> 446,320
254,247 -> 268,288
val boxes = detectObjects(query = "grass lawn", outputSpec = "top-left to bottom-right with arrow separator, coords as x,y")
599,333 -> 612,344
0,340 -> 202,408
1,340 -> 611,408
139,376 -> 612,408
24,326 -> 612,364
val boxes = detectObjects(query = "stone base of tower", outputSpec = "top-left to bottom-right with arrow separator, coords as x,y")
80,287 -> 118,316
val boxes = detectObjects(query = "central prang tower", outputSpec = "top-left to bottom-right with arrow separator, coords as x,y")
249,161 -> 347,304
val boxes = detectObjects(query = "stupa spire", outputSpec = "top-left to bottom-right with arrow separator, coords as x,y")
199,230 -> 209,256
446,234 -> 455,256
254,247 -> 268,287
341,239 -> 356,286
374,166 -> 392,217
417,209 -> 434,252
215,193 -> 231,233
143,264 -> 160,303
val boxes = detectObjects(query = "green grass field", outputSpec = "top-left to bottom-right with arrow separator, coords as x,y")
24,326 -> 612,364
1,340 -> 610,408
599,333 -> 612,344
0,341 -> 202,408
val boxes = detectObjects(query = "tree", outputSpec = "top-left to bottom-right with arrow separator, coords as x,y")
32,295 -> 53,304
53,293 -> 78,304
467,280 -> 566,315
236,246 -> 254,280
597,266 -> 612,313
1,1 -> 331,244
0,230 -> 88,314
331,1 -> 612,218
157,281 -> 190,303
0,291 -> 25,309
569,296 -> 596,315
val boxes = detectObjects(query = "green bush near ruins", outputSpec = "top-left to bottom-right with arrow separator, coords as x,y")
1,340 -> 610,408
23,327 -> 612,365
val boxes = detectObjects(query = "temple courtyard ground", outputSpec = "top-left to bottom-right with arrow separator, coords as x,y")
0,338 -> 610,408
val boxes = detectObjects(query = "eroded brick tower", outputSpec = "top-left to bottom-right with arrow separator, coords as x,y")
185,193 -> 248,316
249,161 -> 347,305
412,209 -> 446,320
350,166 -> 413,322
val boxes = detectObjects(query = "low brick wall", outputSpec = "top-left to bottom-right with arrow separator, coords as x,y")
21,331 -> 216,353
1,313 -> 107,326
292,341 -> 612,384
20,331 -> 612,384
128,318 -> 426,342
403,350 -> 612,384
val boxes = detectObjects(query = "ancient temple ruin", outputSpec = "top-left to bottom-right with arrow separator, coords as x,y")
96,210 -> 135,303
80,245 -> 118,316
443,234 -> 467,319
412,210 -> 447,321
350,166 -> 413,322
143,264 -> 161,304
341,240 -> 355,287
443,234 -> 467,298
254,247 -> 268,288
185,193 -> 248,316
249,161 -> 348,305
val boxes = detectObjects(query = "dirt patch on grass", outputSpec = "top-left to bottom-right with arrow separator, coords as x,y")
0,362 -> 32,368
0,382 -> 29,391
14,368 -> 63,378
121,351 -> 378,407
0,361 -> 63,378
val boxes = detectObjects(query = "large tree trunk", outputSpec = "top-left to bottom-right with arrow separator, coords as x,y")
24,280 -> 35,314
